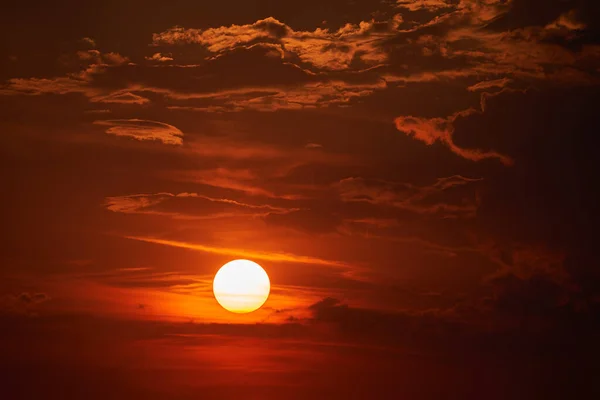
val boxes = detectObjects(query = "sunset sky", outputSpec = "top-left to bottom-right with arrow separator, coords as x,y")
1,0 -> 599,398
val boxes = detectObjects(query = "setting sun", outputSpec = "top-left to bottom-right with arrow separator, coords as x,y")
213,259 -> 270,313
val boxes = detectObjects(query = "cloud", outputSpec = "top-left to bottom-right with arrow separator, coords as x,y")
387,0 -> 599,85
209,79 -> 387,112
484,273 -> 576,318
77,50 -> 99,61
152,17 -> 391,71
395,110 -> 514,165
0,292 -> 50,315
168,168 -> 304,200
162,140 -> 349,201
0,77 -> 90,96
90,91 -> 150,104
1,61 -> 388,113
478,244 -> 587,320
396,0 -> 455,11
124,236 -> 353,269
467,78 -> 512,92
105,193 -> 172,214
336,175 -> 483,218
475,243 -> 581,318
93,119 -> 183,145
149,72 -> 388,112
436,8 -> 599,83
92,268 -> 208,291
485,0 -> 592,31
304,297 -> 468,350
104,192 -> 297,219
145,52 -> 174,62
16,292 -> 50,304
2,1 -> 598,118
79,37 -> 96,48
545,10 -> 587,31
76,50 -> 129,65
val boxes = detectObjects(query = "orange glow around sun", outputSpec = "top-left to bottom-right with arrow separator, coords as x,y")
213,259 -> 271,313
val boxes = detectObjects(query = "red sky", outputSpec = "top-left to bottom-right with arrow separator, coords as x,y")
1,1 -> 599,398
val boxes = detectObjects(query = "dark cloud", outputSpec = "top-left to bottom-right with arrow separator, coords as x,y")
486,0 -> 599,32
0,292 -> 50,315
16,292 -> 50,304
485,273 -> 574,318
305,294 -> 599,356
453,88 -> 598,248
336,175 -> 483,218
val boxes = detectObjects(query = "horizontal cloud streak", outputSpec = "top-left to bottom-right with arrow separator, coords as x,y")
336,175 -> 483,218
124,236 -> 352,269
93,119 -> 183,145
105,192 -> 298,219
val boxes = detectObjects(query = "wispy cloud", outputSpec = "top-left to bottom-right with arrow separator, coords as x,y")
336,175 -> 483,218
396,0 -> 454,11
155,79 -> 388,112
93,119 -> 183,145
124,236 -> 352,269
91,91 -> 150,104
105,192 -> 298,219
467,78 -> 512,92
395,110 -> 514,165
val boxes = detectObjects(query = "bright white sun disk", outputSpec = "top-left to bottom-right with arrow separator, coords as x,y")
213,259 -> 270,313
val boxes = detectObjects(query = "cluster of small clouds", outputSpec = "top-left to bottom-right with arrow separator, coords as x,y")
152,17 -> 391,71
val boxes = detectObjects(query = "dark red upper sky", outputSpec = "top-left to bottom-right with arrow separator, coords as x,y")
1,1 -> 599,399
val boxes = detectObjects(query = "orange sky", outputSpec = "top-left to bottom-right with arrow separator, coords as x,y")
1,0 -> 599,398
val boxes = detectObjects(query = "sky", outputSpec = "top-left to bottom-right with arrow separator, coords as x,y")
1,0 -> 599,398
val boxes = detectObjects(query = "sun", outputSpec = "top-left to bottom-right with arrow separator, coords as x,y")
213,259 -> 271,313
